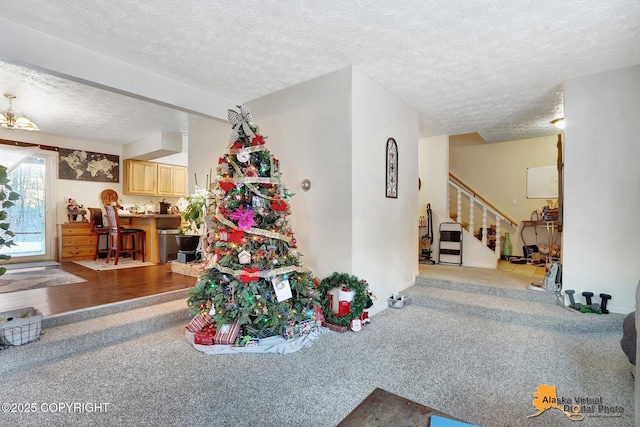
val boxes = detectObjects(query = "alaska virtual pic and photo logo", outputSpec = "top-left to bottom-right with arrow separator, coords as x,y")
527,384 -> 624,421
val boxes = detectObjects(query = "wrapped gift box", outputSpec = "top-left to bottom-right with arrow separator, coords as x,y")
186,313 -> 213,332
283,319 -> 317,341
322,322 -> 348,333
194,325 -> 217,345
214,320 -> 241,345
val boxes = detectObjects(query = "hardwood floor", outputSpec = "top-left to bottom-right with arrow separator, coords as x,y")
0,262 -> 197,318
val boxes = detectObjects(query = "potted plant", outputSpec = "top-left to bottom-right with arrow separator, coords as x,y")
0,165 -> 20,276
176,189 -> 208,253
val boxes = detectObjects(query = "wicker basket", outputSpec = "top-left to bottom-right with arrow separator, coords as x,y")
0,307 -> 42,347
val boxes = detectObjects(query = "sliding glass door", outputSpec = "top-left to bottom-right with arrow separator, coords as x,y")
0,146 -> 54,262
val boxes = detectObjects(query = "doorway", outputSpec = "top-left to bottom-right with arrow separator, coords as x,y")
0,145 -> 54,263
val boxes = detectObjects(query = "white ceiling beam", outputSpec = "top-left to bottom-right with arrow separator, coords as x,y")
0,17 -> 230,121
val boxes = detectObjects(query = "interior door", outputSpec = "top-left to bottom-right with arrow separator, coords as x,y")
0,145 -> 54,263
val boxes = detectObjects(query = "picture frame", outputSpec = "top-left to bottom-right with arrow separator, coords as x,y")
58,148 -> 119,182
385,137 -> 398,198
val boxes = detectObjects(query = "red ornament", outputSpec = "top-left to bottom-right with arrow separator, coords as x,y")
271,199 -> 288,211
229,229 -> 244,245
218,157 -> 225,164
219,181 -> 235,192
251,135 -> 265,146
240,268 -> 259,284
232,141 -> 243,149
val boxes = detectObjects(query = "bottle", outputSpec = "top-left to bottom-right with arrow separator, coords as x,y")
501,232 -> 512,260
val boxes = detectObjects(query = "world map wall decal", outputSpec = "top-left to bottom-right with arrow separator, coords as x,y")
58,148 -> 119,183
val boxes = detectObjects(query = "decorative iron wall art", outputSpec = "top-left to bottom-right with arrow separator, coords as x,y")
385,137 -> 398,198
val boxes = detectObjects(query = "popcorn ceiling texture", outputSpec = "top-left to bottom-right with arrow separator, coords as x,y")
0,0 -> 638,143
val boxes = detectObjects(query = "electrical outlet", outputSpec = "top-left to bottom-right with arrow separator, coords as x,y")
512,198 -> 518,205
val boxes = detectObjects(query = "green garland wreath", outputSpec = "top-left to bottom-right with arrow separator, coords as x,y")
318,272 -> 369,327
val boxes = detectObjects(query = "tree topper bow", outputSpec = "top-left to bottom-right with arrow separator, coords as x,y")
228,105 -> 256,146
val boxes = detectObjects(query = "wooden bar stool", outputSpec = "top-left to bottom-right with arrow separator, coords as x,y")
87,207 -> 110,260
104,205 -> 146,265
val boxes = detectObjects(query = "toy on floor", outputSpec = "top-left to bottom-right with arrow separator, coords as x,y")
564,290 -> 611,314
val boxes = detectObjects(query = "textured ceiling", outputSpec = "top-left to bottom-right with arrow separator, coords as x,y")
0,0 -> 639,144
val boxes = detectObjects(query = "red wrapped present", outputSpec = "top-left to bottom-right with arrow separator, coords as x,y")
194,325 -> 217,345
186,313 -> 213,333
322,322 -> 348,333
214,320 -> 241,345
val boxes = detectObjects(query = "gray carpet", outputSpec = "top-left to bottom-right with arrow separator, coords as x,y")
0,286 -> 634,426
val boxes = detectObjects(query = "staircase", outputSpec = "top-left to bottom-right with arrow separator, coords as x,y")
447,173 -> 518,259
0,290 -> 191,374
405,264 -> 624,333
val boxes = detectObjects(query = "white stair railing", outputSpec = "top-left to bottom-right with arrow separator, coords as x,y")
447,180 -> 515,257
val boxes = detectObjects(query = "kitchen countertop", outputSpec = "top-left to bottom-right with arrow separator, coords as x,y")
118,213 -> 182,218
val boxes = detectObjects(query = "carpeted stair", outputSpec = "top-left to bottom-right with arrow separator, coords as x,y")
1,290 -> 191,376
404,273 -> 624,333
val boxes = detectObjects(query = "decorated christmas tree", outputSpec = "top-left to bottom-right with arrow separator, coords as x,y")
187,105 -> 320,337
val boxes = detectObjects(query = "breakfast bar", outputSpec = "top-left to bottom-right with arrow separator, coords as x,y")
118,214 -> 182,264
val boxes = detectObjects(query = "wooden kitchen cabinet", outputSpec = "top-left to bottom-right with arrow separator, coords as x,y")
58,222 -> 97,262
171,165 -> 188,196
124,159 -> 157,195
157,164 -> 187,197
124,159 -> 187,196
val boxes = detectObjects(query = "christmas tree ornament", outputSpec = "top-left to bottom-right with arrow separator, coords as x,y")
229,207 -> 257,231
237,151 -> 251,163
219,181 -> 235,192
251,134 -> 265,146
272,275 -> 292,302
238,250 -> 252,264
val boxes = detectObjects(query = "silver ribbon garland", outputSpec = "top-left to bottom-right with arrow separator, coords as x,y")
228,105 -> 256,146
211,262 -> 308,280
228,144 -> 269,155
225,157 -> 285,201
214,211 -> 292,244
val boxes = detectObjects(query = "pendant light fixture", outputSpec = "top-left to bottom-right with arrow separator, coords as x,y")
1,94 -> 39,131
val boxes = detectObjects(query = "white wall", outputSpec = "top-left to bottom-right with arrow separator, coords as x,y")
419,135 -> 449,217
247,68 -> 354,278
187,116 -> 230,193
352,68 -> 419,314
563,64 -> 640,314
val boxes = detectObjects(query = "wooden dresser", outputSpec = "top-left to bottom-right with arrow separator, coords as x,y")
58,222 -> 97,262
